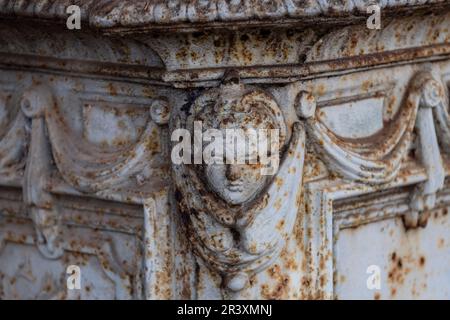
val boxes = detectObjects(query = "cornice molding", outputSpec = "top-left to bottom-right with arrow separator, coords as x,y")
1,0 -> 449,32
3,10 -> 450,86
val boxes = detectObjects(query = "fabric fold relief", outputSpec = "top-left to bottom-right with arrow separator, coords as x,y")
0,93 -> 28,176
0,110 -> 28,176
43,98 -> 159,193
431,76 -> 450,153
306,77 -> 427,184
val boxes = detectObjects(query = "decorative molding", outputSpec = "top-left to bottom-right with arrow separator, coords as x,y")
303,70 -> 450,228
21,85 -> 63,259
90,1 -> 450,31
405,72 -> 446,228
304,86 -> 414,184
0,87 -> 28,181
1,78 -> 172,260
2,10 -> 450,87
0,221 -> 135,299
1,9 -> 450,84
1,2 -> 450,300
143,193 -> 193,300
307,10 -> 450,62
160,10 -> 450,83
171,80 -> 306,297
0,256 -> 66,299
1,0 -> 446,31
0,21 -> 164,82
138,28 -> 319,71
0,0 -> 95,20
11,80 -> 169,195
46,92 -> 162,194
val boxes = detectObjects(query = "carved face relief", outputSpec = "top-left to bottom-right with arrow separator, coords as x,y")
194,83 -> 287,205
172,82 -> 305,293
202,145 -> 271,206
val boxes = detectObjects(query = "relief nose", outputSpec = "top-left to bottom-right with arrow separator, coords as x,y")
226,165 -> 242,181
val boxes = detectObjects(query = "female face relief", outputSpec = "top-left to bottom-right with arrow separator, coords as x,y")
199,92 -> 282,205
203,136 -> 272,205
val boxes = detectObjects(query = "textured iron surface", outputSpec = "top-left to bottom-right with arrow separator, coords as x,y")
0,1 -> 449,300
0,1 -> 449,30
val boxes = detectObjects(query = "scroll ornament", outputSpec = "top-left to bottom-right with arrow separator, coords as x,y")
172,82 -> 306,292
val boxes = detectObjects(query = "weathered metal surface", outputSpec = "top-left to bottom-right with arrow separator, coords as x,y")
1,0 -> 449,31
0,1 -> 449,300
333,182 -> 450,299
171,81 -> 306,298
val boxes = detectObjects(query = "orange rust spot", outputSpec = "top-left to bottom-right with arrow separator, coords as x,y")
390,287 -> 397,297
361,80 -> 372,92
274,198 -> 282,210
275,177 -> 283,188
142,87 -> 155,98
106,83 -> 117,96
316,84 -> 326,97
391,252 -> 396,261
419,256 -> 426,267
176,47 -> 188,60
276,219 -> 285,230
190,51 -> 199,61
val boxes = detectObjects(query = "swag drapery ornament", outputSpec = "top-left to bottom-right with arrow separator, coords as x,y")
302,71 -> 449,229
4,70 -> 450,298
170,69 -> 450,297
4,83 -> 167,259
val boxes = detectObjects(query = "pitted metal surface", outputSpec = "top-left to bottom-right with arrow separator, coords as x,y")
0,1 -> 449,300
